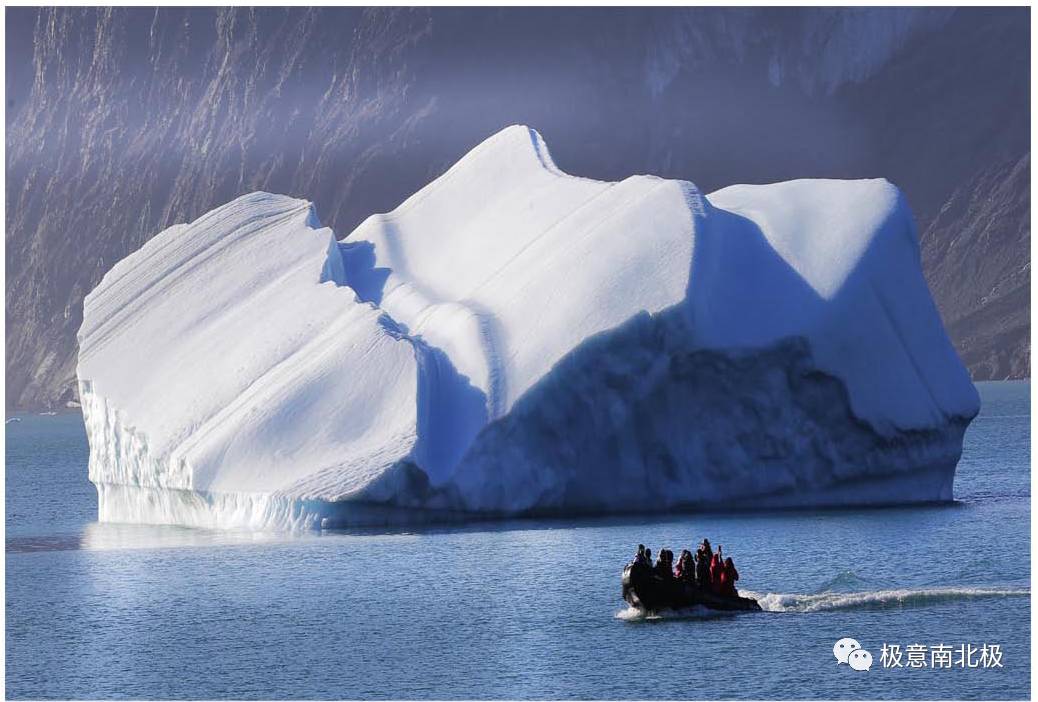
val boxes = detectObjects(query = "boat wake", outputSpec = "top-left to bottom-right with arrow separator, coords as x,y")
742,587 -> 1030,613
615,604 -> 737,621
616,586 -> 1029,620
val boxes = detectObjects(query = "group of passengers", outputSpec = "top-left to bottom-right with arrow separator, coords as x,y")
632,539 -> 740,597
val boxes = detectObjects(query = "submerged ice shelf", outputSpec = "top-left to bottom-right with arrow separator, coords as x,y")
77,125 -> 980,529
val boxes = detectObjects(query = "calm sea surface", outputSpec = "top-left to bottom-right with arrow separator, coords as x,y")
5,381 -> 1030,699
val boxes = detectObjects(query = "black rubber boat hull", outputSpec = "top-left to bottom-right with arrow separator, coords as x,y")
622,563 -> 763,612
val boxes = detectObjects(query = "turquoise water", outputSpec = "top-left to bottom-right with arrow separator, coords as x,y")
5,382 -> 1030,699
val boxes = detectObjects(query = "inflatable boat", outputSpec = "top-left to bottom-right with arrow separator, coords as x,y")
622,563 -> 762,613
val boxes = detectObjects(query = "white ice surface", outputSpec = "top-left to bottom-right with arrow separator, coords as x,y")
343,126 -> 700,475
78,126 -> 979,528
78,193 -> 419,523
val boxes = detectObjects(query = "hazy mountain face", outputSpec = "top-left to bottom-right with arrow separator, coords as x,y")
5,7 -> 1029,410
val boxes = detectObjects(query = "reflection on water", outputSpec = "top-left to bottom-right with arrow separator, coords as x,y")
7,522 -> 308,553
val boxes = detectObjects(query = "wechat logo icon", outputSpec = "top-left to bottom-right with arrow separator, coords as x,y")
834,638 -> 873,671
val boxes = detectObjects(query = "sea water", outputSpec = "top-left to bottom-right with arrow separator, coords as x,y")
5,382 -> 1030,699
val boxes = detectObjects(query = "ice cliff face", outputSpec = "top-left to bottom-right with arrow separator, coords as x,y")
78,126 -> 979,529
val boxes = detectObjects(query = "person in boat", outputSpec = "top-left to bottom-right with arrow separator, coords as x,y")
675,549 -> 695,582
719,556 -> 740,596
695,540 -> 713,589
655,549 -> 674,579
644,548 -> 652,569
633,544 -> 648,567
710,545 -> 725,594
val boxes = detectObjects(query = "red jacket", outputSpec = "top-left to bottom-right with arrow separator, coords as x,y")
709,554 -> 723,593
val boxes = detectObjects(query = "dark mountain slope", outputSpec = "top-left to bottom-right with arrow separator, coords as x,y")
5,7 -> 1029,409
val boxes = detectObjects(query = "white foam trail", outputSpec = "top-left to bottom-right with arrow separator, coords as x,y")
615,606 -> 647,621
615,605 -> 740,621
742,587 -> 1030,613
617,587 -> 1029,620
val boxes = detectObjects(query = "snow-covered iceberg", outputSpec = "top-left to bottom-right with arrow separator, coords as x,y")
77,125 -> 979,529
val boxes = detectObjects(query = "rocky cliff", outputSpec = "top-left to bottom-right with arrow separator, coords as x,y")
5,7 -> 1029,409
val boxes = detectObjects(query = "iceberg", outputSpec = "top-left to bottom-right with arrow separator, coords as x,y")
77,125 -> 979,529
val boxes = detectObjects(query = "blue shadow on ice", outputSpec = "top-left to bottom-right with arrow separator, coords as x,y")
339,240 -> 391,305
686,203 -> 825,346
336,240 -> 488,485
